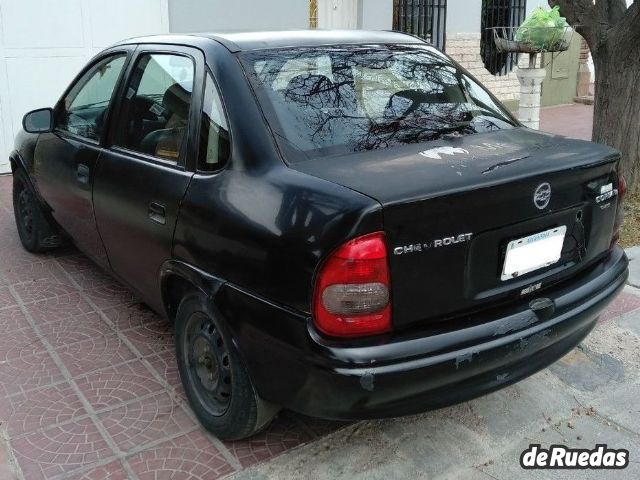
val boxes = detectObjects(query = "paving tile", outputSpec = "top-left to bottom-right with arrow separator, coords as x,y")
599,291 -> 640,322
124,321 -> 174,357
39,311 -> 113,348
173,383 -> 188,404
0,327 -> 45,361
0,203 -> 14,216
0,200 -> 13,211
76,361 -> 165,411
55,254 -> 96,274
0,252 -> 42,271
84,283 -> 138,309
0,382 -> 85,436
147,348 -> 182,391
0,305 -> 32,333
224,414 -> 313,468
25,292 -> 94,325
0,248 -> 46,269
101,303 -> 164,331
2,260 -> 69,286
0,286 -> 18,310
0,351 -> 64,397
0,229 -> 16,243
65,460 -> 130,480
0,230 -> 15,243
0,436 -> 18,480
128,429 -> 236,480
66,267 -> 117,291
0,235 -> 20,253
0,177 -> 13,200
12,279 -> 79,304
56,334 -> 137,378
99,391 -> 196,453
11,417 -> 113,480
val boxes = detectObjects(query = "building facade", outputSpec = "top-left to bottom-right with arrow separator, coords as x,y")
0,0 -> 572,172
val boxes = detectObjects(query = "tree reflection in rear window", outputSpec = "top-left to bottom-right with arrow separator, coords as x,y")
240,45 -> 517,163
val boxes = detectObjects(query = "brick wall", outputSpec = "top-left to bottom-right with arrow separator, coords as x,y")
445,32 -> 528,103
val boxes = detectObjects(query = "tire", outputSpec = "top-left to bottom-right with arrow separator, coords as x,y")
12,169 -> 64,253
175,292 -> 279,440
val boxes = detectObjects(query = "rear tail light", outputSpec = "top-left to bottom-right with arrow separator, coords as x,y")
611,173 -> 627,247
313,232 -> 391,337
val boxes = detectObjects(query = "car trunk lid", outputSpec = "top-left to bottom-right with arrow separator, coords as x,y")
292,128 -> 621,330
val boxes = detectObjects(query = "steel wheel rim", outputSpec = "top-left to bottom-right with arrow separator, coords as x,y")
17,186 -> 34,239
183,312 -> 232,416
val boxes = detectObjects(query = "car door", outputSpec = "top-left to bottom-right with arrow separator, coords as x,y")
33,50 -> 132,267
93,45 -> 204,311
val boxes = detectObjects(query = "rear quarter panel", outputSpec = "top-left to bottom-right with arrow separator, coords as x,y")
173,165 -> 382,314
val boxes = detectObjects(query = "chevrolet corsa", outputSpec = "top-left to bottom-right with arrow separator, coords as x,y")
11,31 -> 628,439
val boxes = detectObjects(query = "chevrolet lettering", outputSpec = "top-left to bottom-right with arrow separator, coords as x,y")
393,233 -> 474,255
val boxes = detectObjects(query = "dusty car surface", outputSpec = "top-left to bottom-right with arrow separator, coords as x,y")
11,30 -> 628,440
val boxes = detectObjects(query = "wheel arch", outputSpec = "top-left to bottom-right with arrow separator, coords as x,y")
9,150 -> 48,204
9,150 -> 30,176
159,259 -> 226,322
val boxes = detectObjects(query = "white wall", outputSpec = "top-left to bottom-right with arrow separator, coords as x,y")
0,0 -> 170,172
361,0 -> 393,30
318,0 -> 359,29
168,0 -> 308,32
446,0 -> 482,34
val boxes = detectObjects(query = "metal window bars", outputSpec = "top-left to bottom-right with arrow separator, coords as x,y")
393,0 -> 448,51
481,0 -> 527,76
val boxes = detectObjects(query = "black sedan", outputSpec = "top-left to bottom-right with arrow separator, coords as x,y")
10,30 -> 628,439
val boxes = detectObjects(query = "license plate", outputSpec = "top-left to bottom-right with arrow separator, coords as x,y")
501,226 -> 567,281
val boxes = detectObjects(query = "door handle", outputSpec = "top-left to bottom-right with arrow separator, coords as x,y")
148,202 -> 166,225
77,163 -> 90,184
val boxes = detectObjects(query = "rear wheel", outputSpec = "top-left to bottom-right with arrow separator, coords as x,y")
175,292 -> 279,440
12,169 -> 64,252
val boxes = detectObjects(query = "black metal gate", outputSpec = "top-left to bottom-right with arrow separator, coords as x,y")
393,0 -> 448,50
481,0 -> 527,76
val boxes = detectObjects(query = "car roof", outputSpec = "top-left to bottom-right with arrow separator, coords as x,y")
113,30 -> 427,53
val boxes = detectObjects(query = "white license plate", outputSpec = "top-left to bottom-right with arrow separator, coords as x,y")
501,226 -> 567,281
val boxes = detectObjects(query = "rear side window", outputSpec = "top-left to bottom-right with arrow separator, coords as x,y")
199,74 -> 230,170
116,53 -> 195,163
56,54 -> 127,141
241,45 -> 517,162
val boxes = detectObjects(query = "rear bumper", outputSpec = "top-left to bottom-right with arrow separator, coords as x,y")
262,246 -> 627,420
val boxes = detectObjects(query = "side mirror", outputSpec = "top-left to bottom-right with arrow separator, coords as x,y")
23,108 -> 54,133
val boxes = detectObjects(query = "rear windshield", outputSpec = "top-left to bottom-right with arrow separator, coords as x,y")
240,45 -> 517,163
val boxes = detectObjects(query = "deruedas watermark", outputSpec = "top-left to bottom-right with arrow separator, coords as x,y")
520,444 -> 629,469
